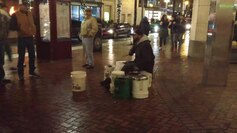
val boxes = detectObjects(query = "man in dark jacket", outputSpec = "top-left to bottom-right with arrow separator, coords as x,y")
126,29 -> 155,73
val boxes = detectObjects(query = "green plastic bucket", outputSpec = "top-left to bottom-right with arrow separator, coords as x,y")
113,77 -> 132,99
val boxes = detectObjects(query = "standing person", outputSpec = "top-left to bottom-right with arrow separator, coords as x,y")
11,1 -> 39,81
80,8 -> 98,69
0,4 -> 11,62
139,17 -> 150,36
0,4 -> 17,71
159,14 -> 169,50
0,2 -> 11,86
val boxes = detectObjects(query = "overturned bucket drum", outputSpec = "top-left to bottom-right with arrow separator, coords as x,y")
71,71 -> 87,92
132,74 -> 149,99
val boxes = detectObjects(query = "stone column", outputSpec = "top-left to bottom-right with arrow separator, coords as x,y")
203,0 -> 234,86
188,0 -> 210,58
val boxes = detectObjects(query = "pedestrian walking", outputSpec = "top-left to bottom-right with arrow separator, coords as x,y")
159,14 -> 169,50
80,8 -> 98,69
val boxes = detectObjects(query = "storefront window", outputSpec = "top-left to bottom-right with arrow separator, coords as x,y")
56,1 -> 70,39
71,5 -> 100,21
39,2 -> 51,41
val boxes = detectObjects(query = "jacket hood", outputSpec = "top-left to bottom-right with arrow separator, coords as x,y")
0,9 -> 10,20
137,35 -> 150,44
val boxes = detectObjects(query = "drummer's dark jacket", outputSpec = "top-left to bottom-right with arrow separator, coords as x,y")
129,35 -> 155,73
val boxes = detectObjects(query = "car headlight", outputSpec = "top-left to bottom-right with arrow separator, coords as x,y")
186,24 -> 191,30
154,25 -> 159,32
108,29 -> 114,34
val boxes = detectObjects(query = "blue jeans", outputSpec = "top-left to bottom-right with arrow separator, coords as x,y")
82,37 -> 94,66
17,37 -> 36,77
0,41 -> 5,81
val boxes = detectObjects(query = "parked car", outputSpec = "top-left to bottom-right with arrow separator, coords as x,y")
71,19 -> 102,52
102,23 -> 132,39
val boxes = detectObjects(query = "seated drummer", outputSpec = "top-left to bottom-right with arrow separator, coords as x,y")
122,29 -> 155,74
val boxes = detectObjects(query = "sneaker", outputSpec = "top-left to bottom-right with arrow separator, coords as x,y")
82,64 -> 89,67
29,72 -> 40,78
86,65 -> 94,69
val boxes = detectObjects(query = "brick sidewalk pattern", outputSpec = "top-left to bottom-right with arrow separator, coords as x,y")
1,39 -> 237,133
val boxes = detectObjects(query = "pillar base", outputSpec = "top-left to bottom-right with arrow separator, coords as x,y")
188,40 -> 205,59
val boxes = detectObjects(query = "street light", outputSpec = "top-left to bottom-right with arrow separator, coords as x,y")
185,0 -> 189,6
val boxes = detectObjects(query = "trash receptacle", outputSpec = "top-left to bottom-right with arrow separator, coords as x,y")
113,77 -> 132,99
71,71 -> 86,92
132,75 -> 149,99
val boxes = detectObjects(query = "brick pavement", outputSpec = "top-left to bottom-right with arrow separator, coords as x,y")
0,38 -> 237,133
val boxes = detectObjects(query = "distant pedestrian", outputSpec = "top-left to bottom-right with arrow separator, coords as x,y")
139,17 -> 150,36
80,8 -> 98,69
159,14 -> 169,50
0,2 -> 11,86
11,1 -> 39,81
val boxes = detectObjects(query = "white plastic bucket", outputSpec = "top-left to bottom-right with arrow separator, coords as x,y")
110,71 -> 125,94
71,71 -> 86,92
140,71 -> 152,88
132,75 -> 149,99
114,61 -> 126,71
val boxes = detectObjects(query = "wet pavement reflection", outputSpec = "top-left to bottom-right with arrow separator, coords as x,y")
1,32 -> 237,132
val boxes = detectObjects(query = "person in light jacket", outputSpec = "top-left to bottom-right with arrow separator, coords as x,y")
80,8 -> 98,69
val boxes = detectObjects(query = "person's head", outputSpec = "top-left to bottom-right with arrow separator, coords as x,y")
161,14 -> 167,21
142,17 -> 148,23
133,29 -> 143,43
84,8 -> 92,18
19,1 -> 30,12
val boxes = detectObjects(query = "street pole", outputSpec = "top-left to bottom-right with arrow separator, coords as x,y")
117,0 -> 121,23
141,0 -> 144,18
134,0 -> 137,26
172,0 -> 176,16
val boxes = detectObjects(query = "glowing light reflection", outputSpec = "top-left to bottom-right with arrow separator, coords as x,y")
9,6 -> 16,15
151,33 -> 158,53
108,39 -> 114,63
180,31 -> 190,56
